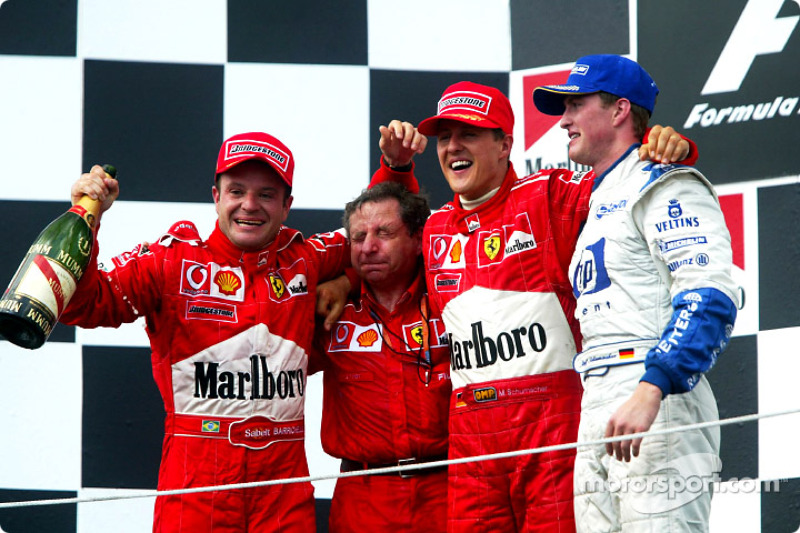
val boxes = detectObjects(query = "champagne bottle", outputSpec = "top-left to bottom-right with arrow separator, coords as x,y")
0,164 -> 117,349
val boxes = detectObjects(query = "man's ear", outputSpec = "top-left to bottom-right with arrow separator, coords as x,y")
282,194 -> 294,222
612,98 -> 632,126
500,134 -> 513,158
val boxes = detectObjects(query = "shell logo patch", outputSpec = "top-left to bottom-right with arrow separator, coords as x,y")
180,261 -> 245,301
357,329 -> 379,347
450,240 -> 463,263
214,271 -> 242,296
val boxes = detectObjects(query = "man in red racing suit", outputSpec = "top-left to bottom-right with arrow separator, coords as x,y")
311,181 -> 451,532
369,83 -> 697,532
61,132 -> 349,532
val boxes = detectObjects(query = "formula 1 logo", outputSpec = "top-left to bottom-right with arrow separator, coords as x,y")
702,0 -> 800,95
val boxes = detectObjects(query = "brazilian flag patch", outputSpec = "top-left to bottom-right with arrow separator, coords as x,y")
202,420 -> 221,433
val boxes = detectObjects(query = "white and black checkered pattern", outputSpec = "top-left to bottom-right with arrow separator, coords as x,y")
1,0 -> 799,531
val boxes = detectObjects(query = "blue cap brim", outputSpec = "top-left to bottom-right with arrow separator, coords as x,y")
533,86 -> 595,116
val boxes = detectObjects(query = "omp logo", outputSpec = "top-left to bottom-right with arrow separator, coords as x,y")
473,387 -> 497,403
702,0 -> 800,95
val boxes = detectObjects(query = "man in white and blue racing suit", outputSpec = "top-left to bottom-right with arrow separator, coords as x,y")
534,55 -> 739,532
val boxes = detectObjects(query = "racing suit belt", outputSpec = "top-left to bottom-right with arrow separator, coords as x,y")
172,413 -> 305,449
340,455 -> 449,477
573,340 -> 655,375
451,369 -> 582,410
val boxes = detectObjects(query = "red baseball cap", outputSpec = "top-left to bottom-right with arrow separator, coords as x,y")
215,132 -> 295,188
417,81 -> 514,136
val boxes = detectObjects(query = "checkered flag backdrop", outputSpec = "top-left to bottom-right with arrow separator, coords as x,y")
1,1 -> 799,531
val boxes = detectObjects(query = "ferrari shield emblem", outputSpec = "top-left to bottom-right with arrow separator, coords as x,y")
269,274 -> 286,299
483,235 -> 501,260
410,325 -> 424,346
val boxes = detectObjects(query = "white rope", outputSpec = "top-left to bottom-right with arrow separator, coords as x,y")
1,406 -> 798,510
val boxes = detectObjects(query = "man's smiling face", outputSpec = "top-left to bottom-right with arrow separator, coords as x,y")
435,120 -> 511,201
213,160 -> 292,251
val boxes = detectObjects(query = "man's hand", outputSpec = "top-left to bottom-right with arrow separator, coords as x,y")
605,381 -> 663,462
638,125 -> 689,164
72,164 -> 119,215
379,120 -> 427,168
316,275 -> 351,331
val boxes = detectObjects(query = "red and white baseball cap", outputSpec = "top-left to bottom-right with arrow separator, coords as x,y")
215,132 -> 295,188
417,81 -> 514,136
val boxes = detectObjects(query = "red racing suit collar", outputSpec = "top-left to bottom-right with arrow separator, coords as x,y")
450,163 -> 518,234
206,222 -> 303,270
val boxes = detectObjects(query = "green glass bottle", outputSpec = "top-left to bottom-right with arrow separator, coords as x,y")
0,165 -> 117,349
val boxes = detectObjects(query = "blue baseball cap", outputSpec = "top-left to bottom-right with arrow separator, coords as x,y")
533,54 -> 659,116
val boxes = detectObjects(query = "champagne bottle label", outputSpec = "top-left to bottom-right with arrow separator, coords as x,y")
0,209 -> 93,348
14,255 -> 77,318
0,163 -> 114,349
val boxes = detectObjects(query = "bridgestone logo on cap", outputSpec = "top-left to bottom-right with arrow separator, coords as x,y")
438,91 -> 492,116
226,141 -> 290,172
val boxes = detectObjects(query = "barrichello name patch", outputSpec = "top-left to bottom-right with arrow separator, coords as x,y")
224,139 -> 290,172
438,90 -> 492,116
228,415 -> 305,450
